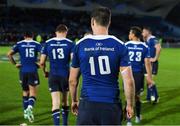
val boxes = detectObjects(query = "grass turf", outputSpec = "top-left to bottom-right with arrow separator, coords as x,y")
0,46 -> 180,125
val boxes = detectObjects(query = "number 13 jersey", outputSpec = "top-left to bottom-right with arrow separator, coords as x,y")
41,37 -> 75,77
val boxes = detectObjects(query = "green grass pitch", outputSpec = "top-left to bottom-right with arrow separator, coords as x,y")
0,46 -> 180,125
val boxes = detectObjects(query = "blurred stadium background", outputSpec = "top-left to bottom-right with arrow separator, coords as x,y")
0,0 -> 180,125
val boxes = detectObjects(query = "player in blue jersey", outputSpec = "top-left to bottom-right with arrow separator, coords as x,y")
142,27 -> 161,103
69,7 -> 135,125
40,24 -> 75,125
125,27 -> 154,124
7,32 -> 41,123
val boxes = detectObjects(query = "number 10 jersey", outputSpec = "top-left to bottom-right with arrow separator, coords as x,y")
71,35 -> 131,103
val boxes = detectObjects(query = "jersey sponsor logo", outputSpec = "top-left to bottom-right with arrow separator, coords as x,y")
50,44 -> 67,47
84,47 -> 115,52
96,42 -> 103,47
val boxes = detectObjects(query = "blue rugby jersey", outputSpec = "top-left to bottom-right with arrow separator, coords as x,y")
146,36 -> 159,58
41,37 -> 75,77
12,40 -> 42,73
71,35 -> 131,103
125,41 -> 150,73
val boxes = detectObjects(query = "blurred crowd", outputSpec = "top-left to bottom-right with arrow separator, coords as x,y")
0,6 -> 179,45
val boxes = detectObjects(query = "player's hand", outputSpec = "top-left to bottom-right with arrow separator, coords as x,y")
44,71 -> 49,78
146,76 -> 155,85
150,58 -> 157,62
71,101 -> 79,116
15,63 -> 21,69
126,105 -> 134,119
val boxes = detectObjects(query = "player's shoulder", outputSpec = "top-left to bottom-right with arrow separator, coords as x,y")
46,37 -> 73,43
17,40 -> 25,44
148,35 -> 157,41
31,40 -> 41,45
76,35 -> 124,45
125,41 -> 148,48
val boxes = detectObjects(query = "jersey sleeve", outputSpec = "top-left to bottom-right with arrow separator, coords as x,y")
37,43 -> 42,52
145,46 -> 151,58
70,42 -> 75,53
71,44 -> 80,68
41,43 -> 48,55
12,43 -> 19,53
119,44 -> 131,67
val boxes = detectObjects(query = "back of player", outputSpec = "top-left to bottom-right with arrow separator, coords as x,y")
7,32 -> 41,123
69,7 -> 135,125
125,27 -> 151,124
142,27 -> 160,102
40,24 -> 74,125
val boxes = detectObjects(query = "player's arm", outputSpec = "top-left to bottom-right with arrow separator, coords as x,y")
40,54 -> 48,77
7,50 -> 21,68
154,43 -> 161,61
144,58 -> 154,85
120,66 -> 135,118
69,67 -> 80,115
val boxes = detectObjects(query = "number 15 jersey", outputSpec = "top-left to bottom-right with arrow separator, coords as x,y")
41,37 -> 75,77
12,40 -> 41,73
71,35 -> 131,103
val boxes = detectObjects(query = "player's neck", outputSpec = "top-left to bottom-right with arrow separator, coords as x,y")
93,26 -> 108,35
56,34 -> 66,39
25,38 -> 33,41
132,38 -> 140,42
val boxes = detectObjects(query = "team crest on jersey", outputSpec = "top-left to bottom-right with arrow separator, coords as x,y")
134,45 -> 137,48
96,42 -> 103,46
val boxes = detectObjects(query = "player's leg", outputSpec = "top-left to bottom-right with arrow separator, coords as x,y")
151,61 -> 159,103
28,85 -> 38,109
61,92 -> 69,125
145,61 -> 159,103
134,73 -> 143,123
27,72 -> 40,109
19,72 -> 29,119
49,75 -> 61,125
26,72 -> 40,122
51,92 -> 61,125
61,76 -> 70,125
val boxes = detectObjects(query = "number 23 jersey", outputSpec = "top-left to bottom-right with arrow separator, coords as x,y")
125,41 -> 150,73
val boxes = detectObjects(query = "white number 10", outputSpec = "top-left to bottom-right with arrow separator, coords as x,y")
89,56 -> 111,75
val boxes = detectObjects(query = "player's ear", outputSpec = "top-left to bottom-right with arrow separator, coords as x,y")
91,18 -> 95,27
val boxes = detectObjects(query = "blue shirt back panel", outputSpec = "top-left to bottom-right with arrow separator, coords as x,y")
71,35 -> 131,103
41,37 -> 75,77
146,36 -> 159,58
125,41 -> 150,73
12,40 -> 42,73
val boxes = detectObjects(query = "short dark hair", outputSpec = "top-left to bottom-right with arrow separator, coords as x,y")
91,7 -> 111,27
143,26 -> 152,33
130,26 -> 142,38
24,31 -> 33,38
56,24 -> 68,33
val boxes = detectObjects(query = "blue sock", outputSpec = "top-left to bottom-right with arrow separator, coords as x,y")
52,109 -> 60,125
28,96 -> 36,108
23,96 -> 29,110
146,86 -> 151,100
136,100 -> 141,118
61,106 -> 69,125
152,84 -> 159,99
